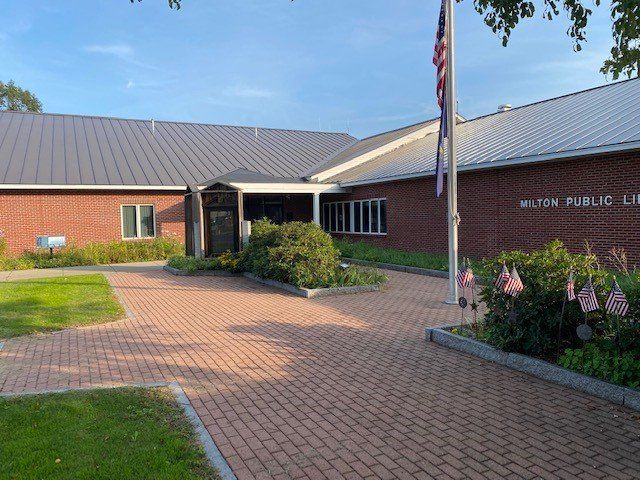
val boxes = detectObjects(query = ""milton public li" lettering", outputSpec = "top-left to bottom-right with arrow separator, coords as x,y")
520,194 -> 640,209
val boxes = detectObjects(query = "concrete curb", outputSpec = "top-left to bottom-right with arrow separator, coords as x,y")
343,257 -> 489,285
242,272 -> 382,298
425,326 -> 640,411
0,381 -> 237,479
168,382 -> 237,480
163,265 -> 239,277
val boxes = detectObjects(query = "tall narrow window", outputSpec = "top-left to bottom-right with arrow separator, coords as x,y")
330,203 -> 337,232
337,203 -> 344,232
380,199 -> 387,234
122,205 -> 156,239
353,202 -> 361,233
345,203 -> 352,233
122,206 -> 137,239
371,200 -> 379,233
323,204 -> 330,231
362,201 -> 370,233
140,206 -> 155,238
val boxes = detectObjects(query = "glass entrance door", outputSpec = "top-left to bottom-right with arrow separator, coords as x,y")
206,207 -> 237,255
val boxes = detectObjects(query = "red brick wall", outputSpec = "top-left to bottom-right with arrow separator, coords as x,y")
323,151 -> 640,265
0,190 -> 185,256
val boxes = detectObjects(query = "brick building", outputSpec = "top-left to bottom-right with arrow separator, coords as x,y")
1,79 -> 639,264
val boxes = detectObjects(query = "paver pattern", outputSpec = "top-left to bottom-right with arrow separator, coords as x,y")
1,266 -> 639,479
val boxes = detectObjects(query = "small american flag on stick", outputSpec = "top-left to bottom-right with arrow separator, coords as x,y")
566,271 -> 576,301
494,262 -> 510,289
503,267 -> 524,297
577,278 -> 599,313
456,265 -> 474,289
433,0 -> 447,197
605,279 -> 629,317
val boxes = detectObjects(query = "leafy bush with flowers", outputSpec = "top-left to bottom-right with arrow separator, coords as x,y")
475,241 -> 639,388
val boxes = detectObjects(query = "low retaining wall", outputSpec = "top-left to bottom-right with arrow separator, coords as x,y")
242,273 -> 382,299
343,257 -> 488,285
163,265 -> 382,299
426,326 -> 640,411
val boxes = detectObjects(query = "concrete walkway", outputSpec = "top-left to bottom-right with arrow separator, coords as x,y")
0,260 -> 165,281
1,268 -> 638,479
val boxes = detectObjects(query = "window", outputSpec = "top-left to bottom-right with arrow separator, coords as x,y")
121,205 -> 156,239
353,202 -> 361,233
323,204 -> 330,232
321,198 -> 386,235
362,201 -> 370,233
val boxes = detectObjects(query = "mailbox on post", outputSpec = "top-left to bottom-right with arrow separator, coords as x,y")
36,236 -> 66,256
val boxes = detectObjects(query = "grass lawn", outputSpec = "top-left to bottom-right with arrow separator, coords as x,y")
0,274 -> 124,338
0,387 -> 219,480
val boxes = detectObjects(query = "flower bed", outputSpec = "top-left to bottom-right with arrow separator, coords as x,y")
0,236 -> 184,271
165,220 -> 387,296
429,242 -> 639,402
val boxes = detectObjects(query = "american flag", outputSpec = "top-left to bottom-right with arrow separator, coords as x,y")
566,271 -> 576,301
433,0 -> 447,197
577,278 -> 599,313
456,266 -> 474,289
503,267 -> 524,297
605,279 -> 629,317
494,262 -> 510,288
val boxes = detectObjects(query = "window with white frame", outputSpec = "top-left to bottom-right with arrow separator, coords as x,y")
322,199 -> 387,235
121,205 -> 156,239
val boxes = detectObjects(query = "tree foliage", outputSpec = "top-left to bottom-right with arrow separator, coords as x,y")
0,80 -> 42,113
466,0 -> 639,79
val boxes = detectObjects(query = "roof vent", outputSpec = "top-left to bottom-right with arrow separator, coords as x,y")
498,104 -> 512,113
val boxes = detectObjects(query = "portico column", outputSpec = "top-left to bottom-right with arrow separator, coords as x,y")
312,193 -> 321,225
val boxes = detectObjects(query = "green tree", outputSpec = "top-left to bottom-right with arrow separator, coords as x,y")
468,0 -> 639,79
0,80 -> 43,113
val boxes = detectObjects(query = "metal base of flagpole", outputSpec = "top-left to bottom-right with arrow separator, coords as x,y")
444,298 -> 458,305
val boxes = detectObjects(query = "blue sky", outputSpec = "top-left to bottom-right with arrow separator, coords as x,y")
0,0 -> 616,138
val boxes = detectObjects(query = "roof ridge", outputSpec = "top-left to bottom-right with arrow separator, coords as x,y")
0,109 -> 355,137
465,77 -> 640,123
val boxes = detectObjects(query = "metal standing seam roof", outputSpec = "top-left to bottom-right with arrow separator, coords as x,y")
303,118 -> 439,178
0,111 -> 355,187
326,78 -> 640,185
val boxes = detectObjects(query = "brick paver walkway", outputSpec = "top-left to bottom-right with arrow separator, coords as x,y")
1,268 -> 639,479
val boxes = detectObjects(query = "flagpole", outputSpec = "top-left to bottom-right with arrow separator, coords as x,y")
445,0 -> 459,304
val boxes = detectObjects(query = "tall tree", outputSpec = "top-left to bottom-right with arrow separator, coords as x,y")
140,0 -> 638,79
469,0 -> 639,79
0,80 -> 43,113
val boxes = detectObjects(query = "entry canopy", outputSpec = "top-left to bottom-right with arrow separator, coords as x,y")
189,168 -> 347,194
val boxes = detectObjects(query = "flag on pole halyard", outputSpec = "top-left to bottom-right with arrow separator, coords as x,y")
456,266 -> 474,289
605,279 -> 629,316
577,278 -> 599,313
433,0 -> 447,197
494,262 -> 510,288
503,267 -> 524,297
566,271 -> 576,301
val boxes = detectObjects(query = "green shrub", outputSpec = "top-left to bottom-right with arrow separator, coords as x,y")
560,343 -> 640,389
328,265 -> 388,288
241,220 -> 342,288
0,237 -> 7,257
0,237 -> 184,271
480,241 -> 608,357
167,255 -> 221,273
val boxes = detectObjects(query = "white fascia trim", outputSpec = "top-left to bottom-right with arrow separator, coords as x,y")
0,184 -> 186,191
338,142 -> 640,187
194,182 -> 348,194
309,123 -> 441,183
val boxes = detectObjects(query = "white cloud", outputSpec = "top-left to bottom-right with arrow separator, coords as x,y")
84,44 -> 134,59
224,85 -> 276,99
